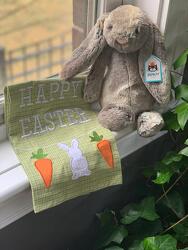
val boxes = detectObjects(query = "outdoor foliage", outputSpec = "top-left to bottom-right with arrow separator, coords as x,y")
94,50 -> 188,250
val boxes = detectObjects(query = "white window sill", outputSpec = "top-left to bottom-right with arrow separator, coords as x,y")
0,129 -> 166,230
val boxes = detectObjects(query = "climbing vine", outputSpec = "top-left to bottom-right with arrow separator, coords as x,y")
94,50 -> 188,250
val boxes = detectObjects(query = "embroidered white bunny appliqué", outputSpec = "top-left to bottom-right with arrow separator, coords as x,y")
58,139 -> 91,180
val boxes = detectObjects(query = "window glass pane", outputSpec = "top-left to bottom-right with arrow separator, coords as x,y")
0,0 -> 72,91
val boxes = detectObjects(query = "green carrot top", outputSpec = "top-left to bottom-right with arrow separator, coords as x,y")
31,148 -> 48,160
89,131 -> 103,142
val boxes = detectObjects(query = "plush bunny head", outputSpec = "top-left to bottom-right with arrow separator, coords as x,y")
61,4 -> 170,105
103,5 -> 150,53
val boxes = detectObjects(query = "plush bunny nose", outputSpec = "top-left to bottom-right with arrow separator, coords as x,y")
116,36 -> 128,45
118,32 -> 127,37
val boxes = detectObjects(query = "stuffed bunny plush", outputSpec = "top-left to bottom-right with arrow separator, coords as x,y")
60,5 -> 171,137
58,139 -> 91,180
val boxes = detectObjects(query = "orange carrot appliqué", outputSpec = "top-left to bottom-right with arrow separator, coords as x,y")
90,131 -> 114,168
31,149 -> 53,188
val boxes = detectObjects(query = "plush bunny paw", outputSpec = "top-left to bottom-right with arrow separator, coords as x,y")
137,112 -> 164,137
98,104 -> 135,131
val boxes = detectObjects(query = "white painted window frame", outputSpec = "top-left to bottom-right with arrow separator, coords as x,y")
0,0 -> 188,229
0,0 -> 187,143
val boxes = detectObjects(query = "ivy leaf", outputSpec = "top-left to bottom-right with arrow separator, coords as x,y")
142,167 -> 156,178
121,197 -> 159,225
127,219 -> 163,241
161,191 -> 185,218
162,151 -> 182,165
185,138 -> 188,145
173,220 -> 188,243
173,49 -> 188,70
179,147 -> 188,156
95,225 -> 128,249
95,224 -> 117,249
163,112 -> 180,132
111,225 -> 128,244
153,168 -> 173,184
96,210 -> 116,227
108,226 -> 128,245
95,211 -> 127,249
105,247 -> 124,250
143,234 -> 177,250
174,102 -> 188,130
152,154 -> 182,184
175,84 -> 188,101
128,240 -> 144,250
121,203 -> 141,224
141,197 -> 160,221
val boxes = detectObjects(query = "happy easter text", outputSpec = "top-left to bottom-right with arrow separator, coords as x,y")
18,81 -> 90,138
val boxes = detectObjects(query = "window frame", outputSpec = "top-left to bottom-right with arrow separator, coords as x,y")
0,0 -> 187,143
0,0 -> 186,230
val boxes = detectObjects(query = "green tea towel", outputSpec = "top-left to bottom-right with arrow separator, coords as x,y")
4,76 -> 122,213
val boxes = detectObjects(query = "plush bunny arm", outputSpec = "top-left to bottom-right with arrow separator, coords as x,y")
139,25 -> 171,104
84,46 -> 111,103
60,15 -> 108,80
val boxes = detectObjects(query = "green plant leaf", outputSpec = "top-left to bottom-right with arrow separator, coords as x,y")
95,211 -> 128,249
174,102 -> 188,130
185,138 -> 188,145
127,219 -> 163,242
121,197 -> 159,225
143,234 -> 177,250
161,191 -> 185,218
153,169 -> 173,184
175,84 -> 188,101
142,167 -> 155,178
162,152 -> 182,165
163,112 -> 180,132
173,219 -> 188,244
179,147 -> 188,156
141,197 -> 159,221
105,247 -> 124,250
173,49 -> 188,70
128,240 -> 144,250
108,226 -> 128,245
95,225 -> 128,249
95,225 -> 117,249
121,203 -> 141,224
97,210 -> 116,227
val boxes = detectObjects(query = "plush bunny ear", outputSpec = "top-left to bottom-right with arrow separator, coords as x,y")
138,24 -> 171,104
71,139 -> 79,148
60,14 -> 108,79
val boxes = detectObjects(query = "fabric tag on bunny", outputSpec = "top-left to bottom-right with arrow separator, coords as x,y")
144,55 -> 162,83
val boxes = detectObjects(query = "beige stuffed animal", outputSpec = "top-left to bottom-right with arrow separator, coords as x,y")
60,5 -> 171,137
